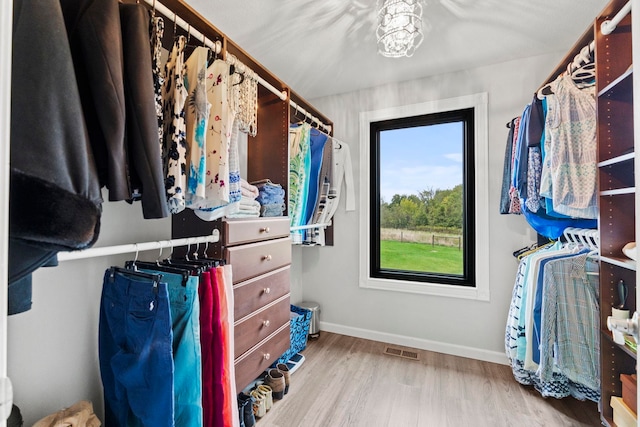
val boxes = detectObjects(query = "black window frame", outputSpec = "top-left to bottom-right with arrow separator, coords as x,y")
369,108 -> 476,287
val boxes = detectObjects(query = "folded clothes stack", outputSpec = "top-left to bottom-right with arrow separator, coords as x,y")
241,178 -> 259,199
226,195 -> 261,218
252,179 -> 286,217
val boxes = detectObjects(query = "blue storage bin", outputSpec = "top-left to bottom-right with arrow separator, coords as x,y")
275,305 -> 312,365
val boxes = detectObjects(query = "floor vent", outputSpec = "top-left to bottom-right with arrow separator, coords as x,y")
383,346 -> 420,361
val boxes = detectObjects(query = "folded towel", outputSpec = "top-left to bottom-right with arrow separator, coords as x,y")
260,203 -> 286,217
240,178 -> 259,198
226,210 -> 260,218
239,196 -> 261,210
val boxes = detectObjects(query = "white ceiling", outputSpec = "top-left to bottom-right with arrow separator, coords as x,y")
187,0 -> 608,100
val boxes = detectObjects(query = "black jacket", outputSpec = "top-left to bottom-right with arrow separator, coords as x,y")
59,0 -> 129,202
10,0 -> 103,311
120,3 -> 169,219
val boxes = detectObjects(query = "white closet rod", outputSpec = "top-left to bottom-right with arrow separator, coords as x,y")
290,222 -> 332,232
601,0 -> 632,35
142,0 -> 221,54
290,100 -> 333,134
141,0 -> 288,104
57,230 -> 220,262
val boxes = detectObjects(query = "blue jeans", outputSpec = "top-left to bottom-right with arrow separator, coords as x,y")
99,268 -> 174,427
139,269 -> 203,427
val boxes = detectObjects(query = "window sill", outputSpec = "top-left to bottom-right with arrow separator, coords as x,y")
360,276 -> 490,301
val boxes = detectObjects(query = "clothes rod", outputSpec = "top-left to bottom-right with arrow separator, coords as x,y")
57,230 -> 220,261
143,0 -> 288,103
142,0 -> 221,54
290,222 -> 332,231
290,100 -> 333,133
601,1 -> 632,35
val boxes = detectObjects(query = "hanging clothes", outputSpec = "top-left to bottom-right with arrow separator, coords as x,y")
150,16 -> 165,161
505,242 -> 600,402
310,135 -> 334,224
162,35 -> 189,214
99,268 -> 174,427
119,2 -> 169,219
540,74 -> 597,219
137,268 -> 203,426
507,117 -> 522,214
184,47 -> 212,209
201,59 -> 233,209
304,128 -> 329,227
194,117 -> 242,221
499,119 -> 517,214
59,0 -> 128,201
289,123 -> 312,243
9,0 -> 102,314
312,139 -> 356,245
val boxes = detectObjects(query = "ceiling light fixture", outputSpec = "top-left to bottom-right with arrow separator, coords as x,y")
376,0 -> 424,58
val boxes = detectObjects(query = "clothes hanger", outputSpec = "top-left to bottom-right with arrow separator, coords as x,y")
178,242 -> 219,267
163,241 -> 208,274
125,244 -> 190,286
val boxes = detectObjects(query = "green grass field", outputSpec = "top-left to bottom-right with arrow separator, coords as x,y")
380,240 -> 463,275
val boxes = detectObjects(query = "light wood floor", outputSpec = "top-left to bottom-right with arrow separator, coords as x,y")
253,332 -> 602,427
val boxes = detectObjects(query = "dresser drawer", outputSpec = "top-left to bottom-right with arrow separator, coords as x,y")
226,237 -> 291,284
224,217 -> 290,246
235,323 -> 290,392
234,295 -> 290,359
233,266 -> 290,321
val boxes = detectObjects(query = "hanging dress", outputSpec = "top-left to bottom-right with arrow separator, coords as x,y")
184,46 -> 211,209
150,15 -> 164,158
162,35 -> 188,213
541,74 -> 597,219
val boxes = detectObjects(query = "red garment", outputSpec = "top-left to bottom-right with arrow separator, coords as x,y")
209,269 -> 225,427
198,271 -> 214,427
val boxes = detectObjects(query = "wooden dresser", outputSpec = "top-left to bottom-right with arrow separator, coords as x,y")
219,217 -> 292,391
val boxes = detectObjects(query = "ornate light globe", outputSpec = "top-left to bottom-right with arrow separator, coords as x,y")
376,0 -> 424,58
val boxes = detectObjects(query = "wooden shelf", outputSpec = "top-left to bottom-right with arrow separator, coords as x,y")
600,187 -> 636,196
602,329 -> 638,360
600,256 -> 637,271
598,65 -> 633,97
598,151 -> 635,167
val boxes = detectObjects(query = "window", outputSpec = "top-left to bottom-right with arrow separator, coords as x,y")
359,93 -> 490,300
370,108 -> 475,286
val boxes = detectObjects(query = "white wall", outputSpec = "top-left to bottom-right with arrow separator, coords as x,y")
295,52 -> 562,363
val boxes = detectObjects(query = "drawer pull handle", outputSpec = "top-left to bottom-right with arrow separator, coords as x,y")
263,320 -> 271,328
263,353 -> 271,361
260,227 -> 270,234
263,287 -> 271,295
262,254 -> 272,261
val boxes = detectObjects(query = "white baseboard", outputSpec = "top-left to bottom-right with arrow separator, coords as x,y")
319,321 -> 509,366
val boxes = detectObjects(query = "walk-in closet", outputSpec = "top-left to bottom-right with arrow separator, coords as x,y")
1,0 -> 639,426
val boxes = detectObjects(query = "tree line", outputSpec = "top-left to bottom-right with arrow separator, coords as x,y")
380,184 -> 463,232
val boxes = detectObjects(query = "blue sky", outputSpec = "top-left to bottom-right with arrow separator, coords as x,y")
379,122 -> 463,202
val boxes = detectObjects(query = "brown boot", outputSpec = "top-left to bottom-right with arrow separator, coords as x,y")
276,363 -> 291,394
264,369 -> 286,400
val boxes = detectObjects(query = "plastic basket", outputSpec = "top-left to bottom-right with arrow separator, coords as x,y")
275,305 -> 312,365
